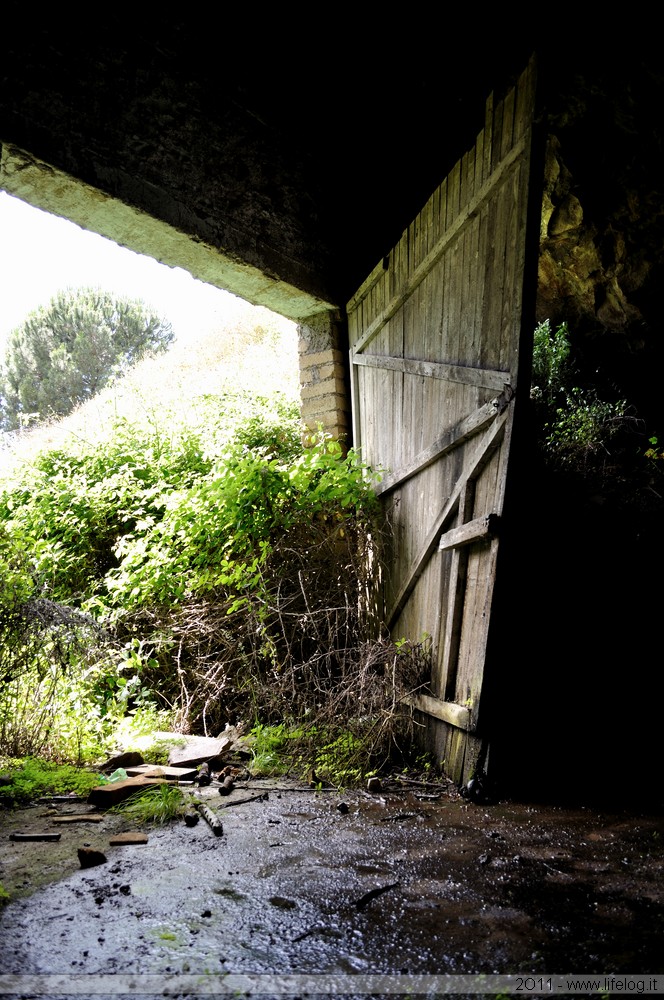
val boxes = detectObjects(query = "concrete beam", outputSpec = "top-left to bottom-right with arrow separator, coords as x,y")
0,144 -> 337,323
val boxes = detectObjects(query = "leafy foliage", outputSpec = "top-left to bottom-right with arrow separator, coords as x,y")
0,287 -> 173,430
0,304 -> 428,781
530,319 -> 633,471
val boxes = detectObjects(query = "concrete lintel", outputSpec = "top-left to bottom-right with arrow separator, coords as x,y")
0,144 -> 337,323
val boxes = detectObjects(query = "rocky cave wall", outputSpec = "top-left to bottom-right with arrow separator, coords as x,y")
537,55 -> 664,434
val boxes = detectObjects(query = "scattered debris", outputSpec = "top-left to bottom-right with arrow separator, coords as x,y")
379,812 -> 418,823
218,792 -> 268,807
9,832 -> 61,843
353,881 -> 400,909
337,802 -> 350,815
460,774 -> 493,804
125,764 -> 198,782
367,777 -> 382,793
51,815 -> 104,824
218,775 -> 235,796
37,795 -> 85,804
77,847 -> 107,868
87,775 -> 167,808
269,895 -> 297,909
395,774 -> 450,787
292,927 -> 319,943
108,832 -> 149,846
196,801 -> 223,835
99,751 -> 145,773
104,768 -> 129,783
168,735 -> 233,769
195,763 -> 211,786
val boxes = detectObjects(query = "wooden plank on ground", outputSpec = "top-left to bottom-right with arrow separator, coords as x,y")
51,815 -> 104,824
87,776 -> 167,809
125,765 -> 198,781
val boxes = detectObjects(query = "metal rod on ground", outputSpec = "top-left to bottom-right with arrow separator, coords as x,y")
195,801 -> 223,835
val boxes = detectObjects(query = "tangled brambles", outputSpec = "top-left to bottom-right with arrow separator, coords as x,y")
116,510 -> 431,779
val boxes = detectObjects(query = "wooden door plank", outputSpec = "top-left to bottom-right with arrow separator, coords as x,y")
386,410 -> 508,629
482,89 -> 494,184
438,512 -> 500,552
403,693 -> 471,730
376,388 -> 511,496
437,480 -> 473,700
350,139 -> 526,356
500,83 -> 516,161
351,352 -> 511,391
514,57 -> 537,144
454,534 -> 501,718
491,83 -> 505,174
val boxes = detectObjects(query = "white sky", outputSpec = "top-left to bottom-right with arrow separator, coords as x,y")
0,190 -> 264,349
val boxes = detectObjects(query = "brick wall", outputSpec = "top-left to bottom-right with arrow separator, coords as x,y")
297,311 -> 351,447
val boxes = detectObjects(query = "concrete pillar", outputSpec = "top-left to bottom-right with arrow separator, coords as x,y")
297,310 -> 351,446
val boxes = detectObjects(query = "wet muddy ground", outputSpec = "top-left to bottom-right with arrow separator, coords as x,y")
0,778 -> 662,996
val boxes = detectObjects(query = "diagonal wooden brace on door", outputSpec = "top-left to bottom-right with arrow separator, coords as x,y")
376,387 -> 513,498
386,407 -> 509,630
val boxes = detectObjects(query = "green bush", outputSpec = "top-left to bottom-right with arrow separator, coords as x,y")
104,432 -> 379,614
530,319 -> 630,470
0,382 -> 423,778
0,391 -> 302,609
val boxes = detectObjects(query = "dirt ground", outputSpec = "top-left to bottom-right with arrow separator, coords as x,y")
0,776 -> 662,997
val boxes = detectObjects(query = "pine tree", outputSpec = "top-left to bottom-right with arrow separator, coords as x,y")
0,288 -> 174,430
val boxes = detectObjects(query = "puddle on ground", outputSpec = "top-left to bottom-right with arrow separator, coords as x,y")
0,780 -> 662,983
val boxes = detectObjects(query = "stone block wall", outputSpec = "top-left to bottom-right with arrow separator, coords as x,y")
297,311 -> 351,447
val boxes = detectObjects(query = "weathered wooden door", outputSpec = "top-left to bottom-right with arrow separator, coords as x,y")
347,61 -> 538,783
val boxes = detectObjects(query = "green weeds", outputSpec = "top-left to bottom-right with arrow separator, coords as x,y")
0,757 -> 102,808
528,319 -> 664,538
531,319 -> 633,471
110,783 -> 188,825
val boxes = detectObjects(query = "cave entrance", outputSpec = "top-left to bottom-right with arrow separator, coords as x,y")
0,145 -> 348,446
